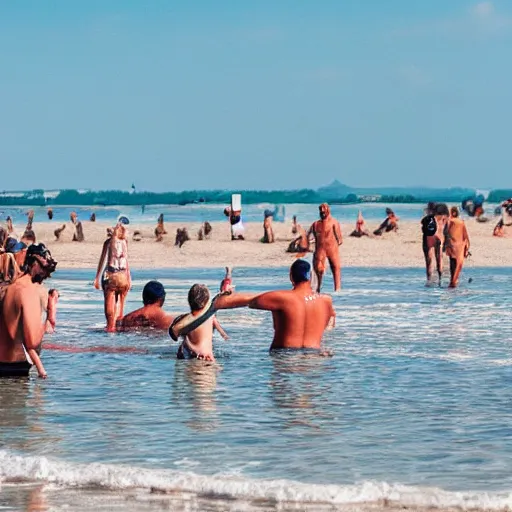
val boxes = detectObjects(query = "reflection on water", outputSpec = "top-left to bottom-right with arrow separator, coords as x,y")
173,360 -> 220,431
2,266 -> 512,494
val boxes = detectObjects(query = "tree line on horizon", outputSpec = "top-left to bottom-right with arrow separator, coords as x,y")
0,187 -> 507,206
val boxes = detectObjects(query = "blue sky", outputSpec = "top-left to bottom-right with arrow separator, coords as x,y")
1,1 -> 511,191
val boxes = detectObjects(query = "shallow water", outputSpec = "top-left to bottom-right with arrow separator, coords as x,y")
1,266 -> 512,510
1,202 -> 500,226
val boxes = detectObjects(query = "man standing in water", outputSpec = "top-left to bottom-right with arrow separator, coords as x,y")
172,260 -> 335,354
0,243 -> 58,378
307,203 -> 342,292
445,206 -> 470,288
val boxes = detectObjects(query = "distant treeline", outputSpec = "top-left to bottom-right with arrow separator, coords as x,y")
488,190 -> 512,203
0,187 -> 490,206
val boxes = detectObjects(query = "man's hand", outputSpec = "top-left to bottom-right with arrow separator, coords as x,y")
93,277 -> 101,290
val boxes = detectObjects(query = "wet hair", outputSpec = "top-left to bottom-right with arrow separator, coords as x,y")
142,281 -> 166,305
290,259 -> 311,284
24,243 -> 57,274
385,208 -> 394,215
22,229 -> 36,242
450,206 -> 459,218
427,202 -> 436,214
434,203 -> 449,216
188,284 -> 210,311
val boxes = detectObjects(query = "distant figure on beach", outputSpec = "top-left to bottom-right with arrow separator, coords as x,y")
141,204 -> 146,215
287,216 -> 308,254
0,244 -> 58,378
94,223 -> 131,332
445,206 -> 470,288
169,283 -> 231,361
374,208 -> 399,236
90,212 -> 96,222
5,216 -> 14,235
132,230 -> 143,242
175,228 -> 190,248
493,199 -> 512,237
26,210 -> 34,231
307,203 -> 342,292
197,221 -> 212,241
47,208 -> 53,220
54,224 -> 66,241
350,211 -> 369,238
155,213 -> 167,242
224,207 -> 245,240
421,202 -> 449,285
117,281 -> 174,330
70,211 -> 77,225
261,210 -> 275,243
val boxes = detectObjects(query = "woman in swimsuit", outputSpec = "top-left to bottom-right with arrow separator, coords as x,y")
94,223 -> 131,332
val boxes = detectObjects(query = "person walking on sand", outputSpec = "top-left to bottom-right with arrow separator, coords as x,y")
307,203 -> 342,292
0,244 -> 59,378
445,206 -> 470,288
94,223 -> 131,331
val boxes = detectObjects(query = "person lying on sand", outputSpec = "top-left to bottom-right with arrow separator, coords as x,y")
117,281 -> 174,330
170,260 -> 335,356
350,211 -> 369,238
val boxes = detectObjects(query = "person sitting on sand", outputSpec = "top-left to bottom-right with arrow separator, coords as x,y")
54,224 -> 66,241
175,228 -> 190,248
307,203 -> 343,292
261,210 -> 275,243
94,223 -> 131,332
287,216 -> 308,253
155,213 -> 167,242
421,202 -> 449,285
350,211 -> 369,237
117,281 -> 174,330
172,260 -> 335,355
224,207 -> 245,240
445,206 -> 470,288
90,212 -> 96,222
373,208 -> 399,236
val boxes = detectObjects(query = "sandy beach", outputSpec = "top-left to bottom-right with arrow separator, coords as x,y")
18,217 -> 512,270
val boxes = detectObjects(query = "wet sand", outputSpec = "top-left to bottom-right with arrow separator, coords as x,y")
14,218 -> 512,269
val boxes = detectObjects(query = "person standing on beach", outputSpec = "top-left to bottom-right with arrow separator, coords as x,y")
445,206 -> 470,288
0,244 -> 58,378
94,223 -> 131,332
421,202 -> 449,285
307,203 -> 342,292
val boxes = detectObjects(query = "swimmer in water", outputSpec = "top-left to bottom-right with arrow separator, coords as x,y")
117,281 -> 174,330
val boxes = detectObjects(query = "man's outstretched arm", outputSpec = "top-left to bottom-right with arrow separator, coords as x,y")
248,291 -> 284,312
214,293 -> 258,310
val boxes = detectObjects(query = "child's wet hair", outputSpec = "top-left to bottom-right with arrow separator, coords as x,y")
188,284 -> 210,311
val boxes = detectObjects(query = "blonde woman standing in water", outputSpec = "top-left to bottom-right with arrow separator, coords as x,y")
94,223 -> 131,331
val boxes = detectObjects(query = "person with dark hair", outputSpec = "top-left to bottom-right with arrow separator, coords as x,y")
155,214 -> 167,242
117,281 -> 174,330
171,260 -> 335,355
261,210 -> 275,243
47,208 -> 53,220
307,203 -> 343,292
445,206 -> 470,288
0,243 -> 59,378
421,202 -> 449,285
374,208 -> 399,236
287,216 -> 308,253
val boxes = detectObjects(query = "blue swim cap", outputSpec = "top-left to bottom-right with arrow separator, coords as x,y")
290,259 -> 311,284
142,281 -> 166,305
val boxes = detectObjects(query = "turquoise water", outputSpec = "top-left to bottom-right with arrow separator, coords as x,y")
1,266 -> 512,510
2,202 -> 499,227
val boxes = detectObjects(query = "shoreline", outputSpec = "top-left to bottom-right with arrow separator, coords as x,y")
9,218 -> 509,270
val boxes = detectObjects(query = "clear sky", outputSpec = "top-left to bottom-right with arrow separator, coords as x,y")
1,1 -> 511,192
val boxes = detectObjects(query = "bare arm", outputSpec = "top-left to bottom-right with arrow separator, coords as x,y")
214,293 -> 258,310
307,223 -> 315,250
213,316 -> 229,340
21,293 -> 48,378
248,291 -> 284,311
94,239 -> 110,289
333,221 -> 343,246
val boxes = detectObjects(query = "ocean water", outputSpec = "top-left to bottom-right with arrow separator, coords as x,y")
1,266 -> 512,511
0,202 -> 502,227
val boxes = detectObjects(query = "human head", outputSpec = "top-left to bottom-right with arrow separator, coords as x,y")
23,243 -> 58,283
290,259 -> 311,285
434,203 -> 449,217
450,206 -> 459,218
21,230 -> 36,245
426,202 -> 436,215
385,208 -> 394,216
319,203 -> 330,220
142,281 -> 166,306
188,284 -> 210,311
114,223 -> 127,239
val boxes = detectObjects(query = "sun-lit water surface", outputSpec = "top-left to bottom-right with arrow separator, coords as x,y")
1,266 -> 512,510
